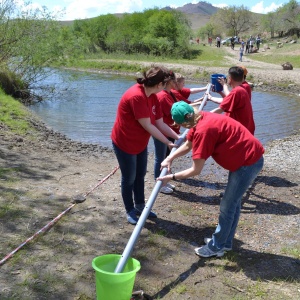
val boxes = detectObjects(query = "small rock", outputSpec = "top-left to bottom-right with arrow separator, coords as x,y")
282,62 -> 293,70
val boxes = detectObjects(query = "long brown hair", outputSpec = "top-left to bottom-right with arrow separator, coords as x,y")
136,66 -> 172,87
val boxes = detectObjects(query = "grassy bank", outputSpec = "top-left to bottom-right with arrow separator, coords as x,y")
246,42 -> 300,67
0,89 -> 32,134
64,42 -> 300,72
62,45 -> 231,73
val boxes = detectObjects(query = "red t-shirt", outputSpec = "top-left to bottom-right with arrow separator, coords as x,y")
220,85 -> 255,134
111,83 -> 162,154
241,81 -> 252,100
171,88 -> 191,103
187,112 -> 264,172
157,90 -> 180,134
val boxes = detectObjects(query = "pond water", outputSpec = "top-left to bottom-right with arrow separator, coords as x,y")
29,69 -> 300,152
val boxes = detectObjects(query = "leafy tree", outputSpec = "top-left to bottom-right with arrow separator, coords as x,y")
143,10 -> 192,57
197,23 -> 215,41
73,14 -> 120,52
261,11 -> 282,38
76,9 -> 193,58
260,0 -> 300,38
277,0 -> 300,37
0,0 -> 83,101
107,12 -> 151,54
210,6 -> 255,37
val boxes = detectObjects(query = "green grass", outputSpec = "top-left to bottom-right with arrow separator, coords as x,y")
0,202 -> 25,219
281,245 -> 300,259
0,89 -> 31,134
188,44 -> 231,67
65,40 -> 299,75
249,279 -> 268,297
245,43 -> 300,68
0,167 -> 13,179
64,44 -> 231,72
174,284 -> 188,294
65,58 -> 146,73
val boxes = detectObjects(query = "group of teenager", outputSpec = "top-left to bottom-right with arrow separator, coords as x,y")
239,35 -> 262,61
111,65 -> 264,258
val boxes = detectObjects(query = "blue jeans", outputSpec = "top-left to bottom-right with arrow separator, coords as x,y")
208,156 -> 264,251
112,142 -> 148,213
153,137 -> 167,179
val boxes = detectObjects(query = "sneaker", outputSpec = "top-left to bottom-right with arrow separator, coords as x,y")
160,186 -> 173,194
126,209 -> 138,225
194,244 -> 224,258
166,183 -> 175,189
135,205 -> 157,218
204,238 -> 232,251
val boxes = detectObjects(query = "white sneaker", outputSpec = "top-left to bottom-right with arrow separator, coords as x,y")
204,238 -> 232,251
166,183 -> 175,189
194,245 -> 224,257
160,186 -> 173,194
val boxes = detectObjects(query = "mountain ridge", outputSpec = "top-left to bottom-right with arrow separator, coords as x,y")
163,1 -> 219,15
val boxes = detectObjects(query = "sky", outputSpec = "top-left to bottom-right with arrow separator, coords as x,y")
18,0 -> 288,21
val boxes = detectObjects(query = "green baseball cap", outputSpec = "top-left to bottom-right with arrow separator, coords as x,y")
171,101 -> 194,124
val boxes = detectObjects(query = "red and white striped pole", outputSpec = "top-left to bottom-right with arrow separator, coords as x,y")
0,166 -> 119,267
0,203 -> 75,266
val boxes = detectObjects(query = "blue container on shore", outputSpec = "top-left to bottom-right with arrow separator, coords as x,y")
211,74 -> 226,92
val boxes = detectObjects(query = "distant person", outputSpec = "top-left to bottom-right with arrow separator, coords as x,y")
196,37 -> 200,44
239,45 -> 244,62
208,66 -> 255,135
157,101 -> 264,258
256,35 -> 261,50
245,38 -> 250,54
249,36 -> 254,53
111,66 -> 180,225
230,36 -> 235,50
216,36 -> 221,48
208,36 -> 212,46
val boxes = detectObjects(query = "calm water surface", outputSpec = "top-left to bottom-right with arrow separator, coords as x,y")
29,69 -> 300,151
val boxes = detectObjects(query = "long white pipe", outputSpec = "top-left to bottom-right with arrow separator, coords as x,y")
114,83 -> 212,273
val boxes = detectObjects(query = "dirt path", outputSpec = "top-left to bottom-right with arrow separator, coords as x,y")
220,46 -> 300,89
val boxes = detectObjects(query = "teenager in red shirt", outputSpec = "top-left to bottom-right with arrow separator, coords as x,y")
212,66 -> 252,99
171,73 -> 207,104
208,66 -> 255,135
157,101 -> 264,257
154,71 -> 179,194
111,66 -> 180,225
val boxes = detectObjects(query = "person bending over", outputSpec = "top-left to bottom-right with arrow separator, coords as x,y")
157,101 -> 264,257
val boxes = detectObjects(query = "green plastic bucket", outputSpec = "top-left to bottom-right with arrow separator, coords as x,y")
92,254 -> 141,300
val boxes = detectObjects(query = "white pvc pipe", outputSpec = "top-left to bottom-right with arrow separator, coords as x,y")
114,84 -> 212,273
